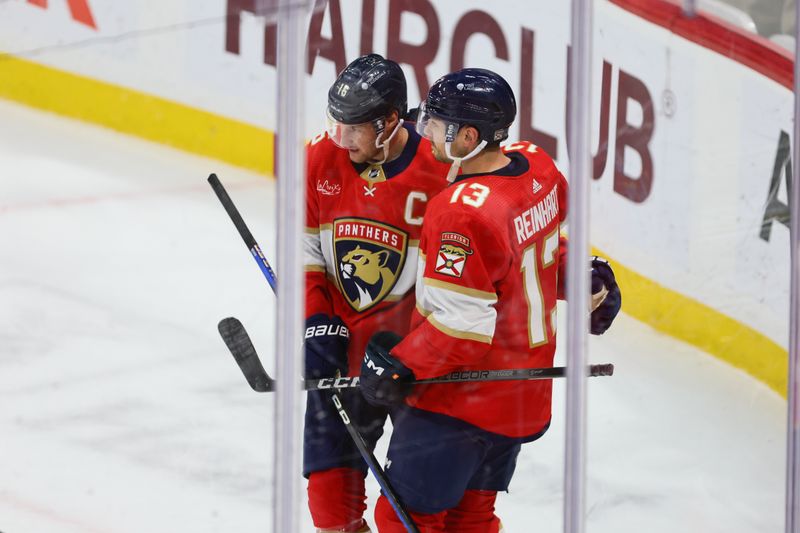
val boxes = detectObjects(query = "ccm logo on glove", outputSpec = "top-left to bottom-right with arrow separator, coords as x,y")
359,331 -> 414,407
363,354 -> 385,376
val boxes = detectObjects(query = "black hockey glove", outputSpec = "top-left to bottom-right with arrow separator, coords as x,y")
359,331 -> 415,408
303,313 -> 350,379
590,257 -> 622,335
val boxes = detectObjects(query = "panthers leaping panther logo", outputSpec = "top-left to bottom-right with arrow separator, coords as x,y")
334,218 -> 408,312
340,246 -> 395,310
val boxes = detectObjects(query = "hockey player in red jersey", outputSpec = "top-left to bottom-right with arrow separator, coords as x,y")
302,54 -> 450,532
358,68 -> 622,532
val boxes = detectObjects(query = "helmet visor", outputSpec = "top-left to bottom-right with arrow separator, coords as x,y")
325,108 -> 378,149
415,101 -> 460,144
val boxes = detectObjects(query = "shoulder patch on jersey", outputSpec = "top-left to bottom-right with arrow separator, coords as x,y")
434,232 -> 473,278
333,218 -> 408,312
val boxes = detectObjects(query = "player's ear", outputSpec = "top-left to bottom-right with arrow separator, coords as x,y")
385,109 -> 400,129
461,125 -> 481,149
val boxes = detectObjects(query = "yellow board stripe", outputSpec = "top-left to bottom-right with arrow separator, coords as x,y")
0,54 -> 274,175
594,246 -> 788,396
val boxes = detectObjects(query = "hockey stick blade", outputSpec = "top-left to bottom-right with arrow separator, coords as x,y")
218,317 -> 275,392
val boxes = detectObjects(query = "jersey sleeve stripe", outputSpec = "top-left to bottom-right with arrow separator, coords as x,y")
387,244 -> 419,298
423,277 -> 497,301
427,314 -> 493,344
418,282 -> 497,340
303,231 -> 326,268
414,255 -> 427,306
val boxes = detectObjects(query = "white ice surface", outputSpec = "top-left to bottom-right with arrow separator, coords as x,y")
0,99 -> 787,533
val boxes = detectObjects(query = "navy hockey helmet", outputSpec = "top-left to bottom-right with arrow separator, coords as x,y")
418,68 -> 516,146
327,54 -> 407,126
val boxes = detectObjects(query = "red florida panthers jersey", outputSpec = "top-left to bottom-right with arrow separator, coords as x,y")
392,141 -> 569,439
305,126 -> 450,374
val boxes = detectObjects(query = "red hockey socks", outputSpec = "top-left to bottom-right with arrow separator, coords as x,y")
308,468 -> 368,531
374,494 -> 447,532
374,490 -> 501,532
444,490 -> 502,532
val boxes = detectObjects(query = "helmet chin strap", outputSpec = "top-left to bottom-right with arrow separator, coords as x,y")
371,119 -> 405,165
444,140 -> 488,182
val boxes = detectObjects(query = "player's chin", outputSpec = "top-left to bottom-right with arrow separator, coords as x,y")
347,149 -> 367,163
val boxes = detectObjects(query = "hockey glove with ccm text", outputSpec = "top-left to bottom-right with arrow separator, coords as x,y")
303,313 -> 350,379
359,331 -> 415,408
590,257 -> 622,335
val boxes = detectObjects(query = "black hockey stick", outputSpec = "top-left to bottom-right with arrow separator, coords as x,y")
329,387 -> 420,533
219,317 -> 614,392
308,364 -> 614,390
209,175 -> 420,533
208,173 -> 277,292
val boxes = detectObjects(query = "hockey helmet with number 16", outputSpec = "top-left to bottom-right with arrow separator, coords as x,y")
326,54 -> 407,160
417,68 -> 516,180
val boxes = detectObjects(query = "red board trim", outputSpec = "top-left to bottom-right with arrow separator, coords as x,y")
609,0 -> 794,89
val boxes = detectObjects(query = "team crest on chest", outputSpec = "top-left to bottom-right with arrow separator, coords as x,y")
434,232 -> 473,278
334,218 -> 408,312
